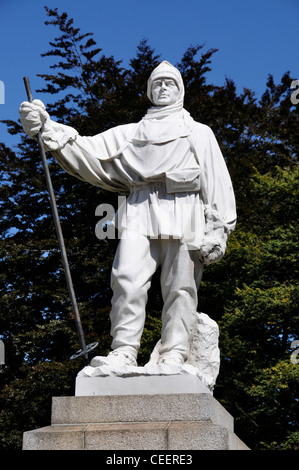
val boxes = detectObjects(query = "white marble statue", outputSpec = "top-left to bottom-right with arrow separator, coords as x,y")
19,61 -> 236,376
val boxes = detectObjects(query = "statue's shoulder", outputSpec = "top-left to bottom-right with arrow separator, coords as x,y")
101,122 -> 138,141
114,122 -> 138,132
184,110 -> 212,135
192,120 -> 213,135
189,120 -> 215,145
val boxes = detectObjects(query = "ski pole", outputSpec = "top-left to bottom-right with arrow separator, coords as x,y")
23,77 -> 98,365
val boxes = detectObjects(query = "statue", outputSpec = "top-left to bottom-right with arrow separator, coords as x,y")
19,61 -> 236,384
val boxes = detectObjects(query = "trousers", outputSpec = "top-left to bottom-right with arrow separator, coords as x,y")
110,234 -> 203,360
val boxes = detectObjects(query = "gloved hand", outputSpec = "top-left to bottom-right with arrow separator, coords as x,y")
19,99 -> 50,138
199,228 -> 227,264
198,205 -> 228,265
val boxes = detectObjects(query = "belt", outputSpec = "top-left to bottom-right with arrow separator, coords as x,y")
130,179 -> 166,193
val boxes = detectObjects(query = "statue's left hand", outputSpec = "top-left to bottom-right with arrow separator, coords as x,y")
198,225 -> 227,265
198,205 -> 228,265
199,241 -> 226,265
200,238 -> 226,264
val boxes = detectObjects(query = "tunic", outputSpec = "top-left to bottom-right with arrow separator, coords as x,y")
48,113 -> 237,250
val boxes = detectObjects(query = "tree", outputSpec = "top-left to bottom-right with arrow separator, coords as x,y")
0,6 -> 298,450
215,165 -> 299,449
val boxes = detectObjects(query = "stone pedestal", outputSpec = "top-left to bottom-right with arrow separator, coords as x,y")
23,374 -> 249,450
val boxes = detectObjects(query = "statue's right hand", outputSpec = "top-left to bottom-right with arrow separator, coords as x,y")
19,99 -> 50,138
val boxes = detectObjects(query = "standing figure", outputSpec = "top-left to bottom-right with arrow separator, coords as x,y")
20,61 -> 236,368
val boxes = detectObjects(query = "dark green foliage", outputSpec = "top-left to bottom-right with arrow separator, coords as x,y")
0,6 -> 298,450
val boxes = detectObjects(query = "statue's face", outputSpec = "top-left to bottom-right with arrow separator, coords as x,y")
151,78 -> 180,106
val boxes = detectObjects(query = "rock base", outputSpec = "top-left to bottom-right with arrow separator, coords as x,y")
75,364 -> 213,396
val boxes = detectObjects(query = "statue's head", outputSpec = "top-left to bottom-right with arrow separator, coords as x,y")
147,61 -> 184,107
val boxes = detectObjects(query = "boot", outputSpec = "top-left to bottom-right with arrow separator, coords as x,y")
90,349 -> 137,368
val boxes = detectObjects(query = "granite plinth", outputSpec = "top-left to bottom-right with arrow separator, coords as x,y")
23,389 -> 250,450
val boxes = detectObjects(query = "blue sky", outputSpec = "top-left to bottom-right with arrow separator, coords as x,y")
0,0 -> 298,149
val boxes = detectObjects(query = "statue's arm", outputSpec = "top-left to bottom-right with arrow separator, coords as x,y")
197,124 -> 237,233
193,124 -> 237,264
19,100 -> 132,192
